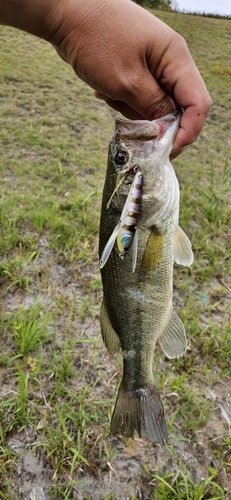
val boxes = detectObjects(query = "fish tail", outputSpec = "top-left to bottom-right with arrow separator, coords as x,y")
110,382 -> 167,445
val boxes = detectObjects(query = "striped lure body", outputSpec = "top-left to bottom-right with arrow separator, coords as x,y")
100,170 -> 143,272
116,170 -> 143,256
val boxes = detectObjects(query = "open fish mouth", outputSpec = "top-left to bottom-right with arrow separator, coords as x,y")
110,109 -> 182,162
115,108 -> 182,141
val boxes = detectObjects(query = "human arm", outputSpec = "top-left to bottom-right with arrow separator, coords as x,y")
0,0 -> 212,154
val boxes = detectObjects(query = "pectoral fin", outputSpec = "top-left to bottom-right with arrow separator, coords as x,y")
142,227 -> 165,273
100,299 -> 121,353
173,226 -> 194,267
100,223 -> 120,269
158,309 -> 187,359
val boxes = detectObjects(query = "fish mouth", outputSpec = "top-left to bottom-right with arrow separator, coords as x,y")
115,109 -> 182,142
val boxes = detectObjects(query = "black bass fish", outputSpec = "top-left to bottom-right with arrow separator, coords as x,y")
99,110 -> 193,445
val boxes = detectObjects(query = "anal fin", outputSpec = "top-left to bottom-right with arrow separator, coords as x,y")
100,299 -> 121,353
158,309 -> 187,359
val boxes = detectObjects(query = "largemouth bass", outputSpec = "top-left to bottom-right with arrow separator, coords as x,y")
99,110 -> 193,445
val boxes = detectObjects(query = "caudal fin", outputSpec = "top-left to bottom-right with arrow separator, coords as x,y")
110,383 -> 167,445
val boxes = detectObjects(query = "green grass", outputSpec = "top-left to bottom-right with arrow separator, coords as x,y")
153,467 -> 225,499
0,10 -> 231,499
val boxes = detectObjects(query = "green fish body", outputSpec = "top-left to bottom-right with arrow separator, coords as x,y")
99,111 -> 193,444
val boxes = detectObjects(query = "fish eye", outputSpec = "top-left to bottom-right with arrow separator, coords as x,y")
114,150 -> 128,166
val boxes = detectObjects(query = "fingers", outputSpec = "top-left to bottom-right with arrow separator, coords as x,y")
95,71 -> 176,121
156,39 -> 213,149
94,29 -> 212,148
95,75 -> 211,153
170,90 -> 212,158
170,146 -> 184,160
53,0 -> 212,151
94,92 -> 144,120
173,97 -> 212,150
94,93 -> 173,121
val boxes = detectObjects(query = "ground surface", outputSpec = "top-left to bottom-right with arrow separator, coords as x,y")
0,10 -> 231,500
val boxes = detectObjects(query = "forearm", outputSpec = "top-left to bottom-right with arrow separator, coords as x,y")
0,0 -> 63,40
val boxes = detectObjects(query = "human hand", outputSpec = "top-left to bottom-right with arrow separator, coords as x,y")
50,0 -> 211,155
0,0 -> 212,155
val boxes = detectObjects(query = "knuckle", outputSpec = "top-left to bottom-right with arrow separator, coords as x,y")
204,94 -> 213,113
146,96 -> 175,120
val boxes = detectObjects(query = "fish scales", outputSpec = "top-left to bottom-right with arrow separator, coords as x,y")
99,110 -> 194,444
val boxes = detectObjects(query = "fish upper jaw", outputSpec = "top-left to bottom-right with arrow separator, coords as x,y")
115,109 -> 181,141
109,110 -> 181,179
113,109 -> 181,158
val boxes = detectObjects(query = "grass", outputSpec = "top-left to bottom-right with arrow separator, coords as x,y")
0,9 -> 231,500
153,467 -> 225,499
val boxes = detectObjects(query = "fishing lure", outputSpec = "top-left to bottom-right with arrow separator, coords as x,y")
106,164 -> 138,210
100,169 -> 143,272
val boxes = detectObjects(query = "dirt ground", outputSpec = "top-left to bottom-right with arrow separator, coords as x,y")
2,245 -> 231,499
